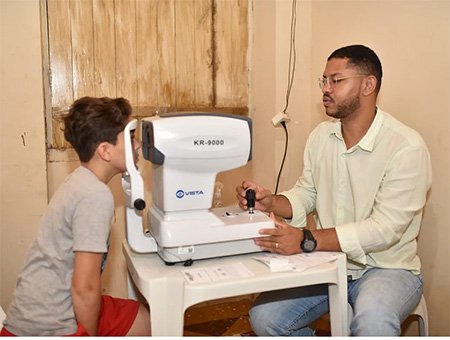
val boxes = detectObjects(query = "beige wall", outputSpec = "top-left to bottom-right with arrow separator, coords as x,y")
1,0 -> 449,336
0,0 -> 47,310
310,1 -> 450,335
252,0 -> 449,335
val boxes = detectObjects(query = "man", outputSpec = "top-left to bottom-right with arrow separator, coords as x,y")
236,45 -> 431,336
2,97 -> 151,336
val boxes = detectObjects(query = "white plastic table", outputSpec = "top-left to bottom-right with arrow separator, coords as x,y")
123,241 -> 348,336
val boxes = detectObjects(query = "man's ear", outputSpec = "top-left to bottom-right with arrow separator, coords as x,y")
96,142 -> 112,162
362,75 -> 377,96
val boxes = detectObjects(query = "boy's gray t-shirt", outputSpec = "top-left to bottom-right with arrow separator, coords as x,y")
4,166 -> 114,335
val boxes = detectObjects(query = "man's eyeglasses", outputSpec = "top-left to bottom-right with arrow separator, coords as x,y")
318,74 -> 367,90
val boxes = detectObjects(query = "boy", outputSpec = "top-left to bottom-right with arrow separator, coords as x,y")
1,97 -> 151,336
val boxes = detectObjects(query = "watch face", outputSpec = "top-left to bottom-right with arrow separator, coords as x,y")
302,239 -> 316,252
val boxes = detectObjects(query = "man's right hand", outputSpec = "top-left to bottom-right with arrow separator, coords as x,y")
236,180 -> 294,219
235,180 -> 274,213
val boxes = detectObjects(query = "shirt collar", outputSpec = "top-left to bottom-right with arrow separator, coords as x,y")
330,106 -> 384,152
357,107 -> 384,152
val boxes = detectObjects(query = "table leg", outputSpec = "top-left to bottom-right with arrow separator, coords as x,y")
145,278 -> 186,336
328,254 -> 348,336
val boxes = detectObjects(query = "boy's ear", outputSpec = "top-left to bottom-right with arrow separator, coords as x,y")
96,142 -> 112,162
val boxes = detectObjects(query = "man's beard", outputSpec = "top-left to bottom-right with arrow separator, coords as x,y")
326,95 -> 360,120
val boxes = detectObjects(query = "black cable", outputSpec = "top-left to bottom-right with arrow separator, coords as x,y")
275,0 -> 297,194
274,121 -> 289,194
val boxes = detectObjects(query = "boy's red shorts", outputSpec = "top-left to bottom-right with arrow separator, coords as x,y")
0,295 -> 140,336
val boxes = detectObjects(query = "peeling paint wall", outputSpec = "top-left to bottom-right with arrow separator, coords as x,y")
44,0 -> 250,150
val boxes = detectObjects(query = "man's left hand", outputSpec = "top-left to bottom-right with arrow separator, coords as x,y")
255,212 -> 303,255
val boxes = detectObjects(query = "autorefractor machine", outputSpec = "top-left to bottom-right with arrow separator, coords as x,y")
121,113 -> 274,265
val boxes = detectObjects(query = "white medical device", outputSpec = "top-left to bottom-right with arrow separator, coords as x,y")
122,113 -> 274,265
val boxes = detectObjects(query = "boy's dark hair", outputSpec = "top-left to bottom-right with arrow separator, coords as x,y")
328,45 -> 383,92
64,97 -> 132,162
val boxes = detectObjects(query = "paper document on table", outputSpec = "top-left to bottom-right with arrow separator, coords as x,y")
253,252 -> 340,272
181,262 -> 255,284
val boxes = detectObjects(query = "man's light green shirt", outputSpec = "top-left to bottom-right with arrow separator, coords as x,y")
281,109 -> 431,278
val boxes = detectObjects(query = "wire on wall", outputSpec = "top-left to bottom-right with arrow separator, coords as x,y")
274,0 -> 297,194
282,0 -> 297,115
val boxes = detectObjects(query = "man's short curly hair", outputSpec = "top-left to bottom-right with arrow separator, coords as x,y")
328,45 -> 383,93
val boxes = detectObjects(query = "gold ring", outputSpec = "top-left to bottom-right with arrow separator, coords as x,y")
275,242 -> 279,249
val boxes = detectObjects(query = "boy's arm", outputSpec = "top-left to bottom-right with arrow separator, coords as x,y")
71,251 -> 103,336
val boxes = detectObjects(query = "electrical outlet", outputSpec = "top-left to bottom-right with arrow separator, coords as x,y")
272,111 -> 291,127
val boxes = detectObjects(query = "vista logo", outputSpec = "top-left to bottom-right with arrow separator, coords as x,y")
176,189 -> 204,199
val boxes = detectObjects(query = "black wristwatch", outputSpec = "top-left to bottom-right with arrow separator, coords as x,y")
300,229 -> 317,253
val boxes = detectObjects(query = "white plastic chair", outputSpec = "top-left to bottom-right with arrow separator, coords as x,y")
352,294 -> 429,336
344,295 -> 429,336
410,294 -> 429,336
